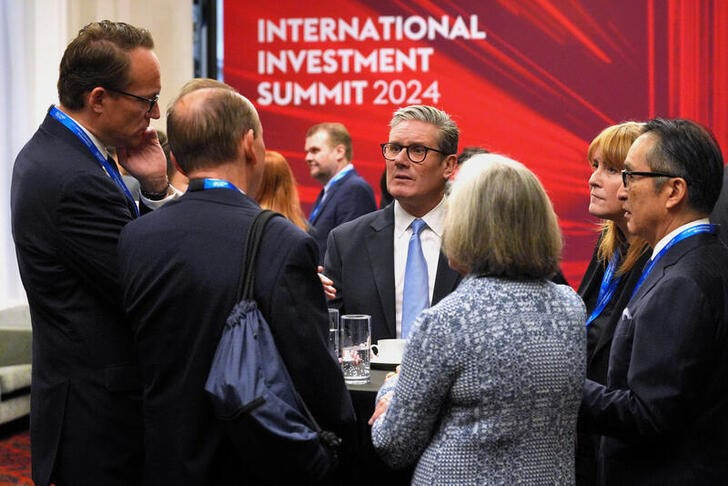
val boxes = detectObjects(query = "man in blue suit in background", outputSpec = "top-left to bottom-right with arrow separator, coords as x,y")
305,122 -> 376,263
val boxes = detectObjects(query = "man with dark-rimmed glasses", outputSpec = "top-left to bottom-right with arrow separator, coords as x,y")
11,20 -> 178,486
580,118 -> 728,485
323,105 -> 462,346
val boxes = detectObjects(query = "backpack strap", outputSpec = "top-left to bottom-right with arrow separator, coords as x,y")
235,209 -> 342,451
235,209 -> 280,302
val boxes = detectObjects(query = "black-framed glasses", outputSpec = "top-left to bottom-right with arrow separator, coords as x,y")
105,87 -> 159,114
380,143 -> 447,164
621,169 -> 681,187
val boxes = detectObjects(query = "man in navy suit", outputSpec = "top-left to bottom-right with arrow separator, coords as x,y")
324,105 -> 461,343
118,86 -> 355,485
10,21 -> 175,486
305,122 -> 376,263
580,118 -> 728,485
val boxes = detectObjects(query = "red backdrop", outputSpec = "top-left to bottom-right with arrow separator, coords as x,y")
223,0 -> 728,286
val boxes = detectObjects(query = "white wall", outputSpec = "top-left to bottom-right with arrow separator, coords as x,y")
0,0 -> 194,310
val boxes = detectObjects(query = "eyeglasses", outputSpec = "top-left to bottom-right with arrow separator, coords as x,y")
621,169 -> 681,187
105,87 -> 159,114
380,143 -> 447,164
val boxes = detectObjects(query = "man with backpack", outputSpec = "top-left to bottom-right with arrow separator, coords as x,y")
118,82 -> 355,484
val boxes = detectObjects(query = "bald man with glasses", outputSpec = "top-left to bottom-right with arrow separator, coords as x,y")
324,105 -> 462,344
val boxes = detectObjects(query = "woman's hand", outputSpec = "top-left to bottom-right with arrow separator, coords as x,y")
368,392 -> 393,425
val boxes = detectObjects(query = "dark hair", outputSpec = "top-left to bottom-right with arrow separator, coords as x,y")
306,123 -> 353,161
457,147 -> 490,166
58,20 -> 154,110
167,88 -> 259,173
643,118 -> 724,214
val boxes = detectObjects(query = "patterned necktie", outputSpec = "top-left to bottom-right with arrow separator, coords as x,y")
402,218 -> 429,338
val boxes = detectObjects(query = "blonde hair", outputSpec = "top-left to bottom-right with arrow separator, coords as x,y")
256,151 -> 308,231
443,154 -> 561,279
587,122 -> 650,274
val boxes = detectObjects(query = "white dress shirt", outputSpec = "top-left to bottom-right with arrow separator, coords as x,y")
393,197 -> 446,337
650,217 -> 710,260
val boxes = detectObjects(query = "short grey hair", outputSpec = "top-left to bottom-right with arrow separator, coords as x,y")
443,154 -> 562,279
390,105 -> 459,155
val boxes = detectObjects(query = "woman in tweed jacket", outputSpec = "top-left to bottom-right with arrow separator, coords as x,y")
370,154 -> 586,485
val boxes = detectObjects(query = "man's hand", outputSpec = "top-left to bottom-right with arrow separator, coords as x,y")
317,265 -> 336,300
117,128 -> 168,193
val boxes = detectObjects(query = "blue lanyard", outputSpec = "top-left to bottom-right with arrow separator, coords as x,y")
187,178 -> 239,192
309,166 -> 353,221
585,249 -> 622,327
49,106 -> 139,217
631,223 -> 716,298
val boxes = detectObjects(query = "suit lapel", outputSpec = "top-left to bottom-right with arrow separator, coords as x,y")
433,251 -> 460,304
628,234 -> 708,308
366,205 -> 396,337
309,189 -> 325,223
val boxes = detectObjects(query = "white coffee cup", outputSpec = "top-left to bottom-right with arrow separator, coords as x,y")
370,338 -> 406,363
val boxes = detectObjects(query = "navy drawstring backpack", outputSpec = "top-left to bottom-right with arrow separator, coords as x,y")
204,210 -> 341,483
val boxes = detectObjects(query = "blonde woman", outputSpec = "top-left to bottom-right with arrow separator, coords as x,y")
370,154 -> 586,485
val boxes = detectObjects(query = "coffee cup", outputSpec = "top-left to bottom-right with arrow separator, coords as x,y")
370,338 -> 406,363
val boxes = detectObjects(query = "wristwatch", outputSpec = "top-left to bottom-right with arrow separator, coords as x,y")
141,183 -> 170,201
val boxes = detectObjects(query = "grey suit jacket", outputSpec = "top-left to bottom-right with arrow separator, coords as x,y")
324,203 -> 461,343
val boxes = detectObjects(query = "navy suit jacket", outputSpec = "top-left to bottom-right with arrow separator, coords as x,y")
118,187 -> 356,485
710,169 -> 728,245
309,168 -> 376,263
11,110 -> 143,486
577,237 -> 651,384
324,204 -> 461,343
581,232 -> 728,485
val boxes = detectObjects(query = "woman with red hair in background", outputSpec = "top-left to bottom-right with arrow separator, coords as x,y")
256,150 -> 308,232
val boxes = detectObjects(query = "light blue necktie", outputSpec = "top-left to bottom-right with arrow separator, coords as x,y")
402,218 -> 429,338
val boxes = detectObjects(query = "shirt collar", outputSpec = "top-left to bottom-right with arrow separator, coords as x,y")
61,108 -> 111,159
394,196 -> 447,237
651,217 -> 710,259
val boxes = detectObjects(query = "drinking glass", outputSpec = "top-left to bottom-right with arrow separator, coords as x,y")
327,308 -> 340,359
340,314 -> 371,384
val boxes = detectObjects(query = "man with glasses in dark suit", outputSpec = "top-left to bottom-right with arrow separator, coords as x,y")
324,105 -> 462,344
11,20 -> 176,486
580,118 -> 728,485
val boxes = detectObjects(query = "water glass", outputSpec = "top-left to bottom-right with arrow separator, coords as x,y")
340,314 -> 371,384
327,308 -> 340,359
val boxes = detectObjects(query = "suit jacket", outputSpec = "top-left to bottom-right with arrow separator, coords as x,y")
577,236 -> 651,384
576,235 -> 650,486
324,204 -> 461,343
581,232 -> 728,485
118,186 -> 356,485
710,169 -> 728,246
309,168 -> 376,264
10,111 -> 143,486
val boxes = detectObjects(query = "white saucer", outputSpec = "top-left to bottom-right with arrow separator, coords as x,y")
370,357 -> 400,370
